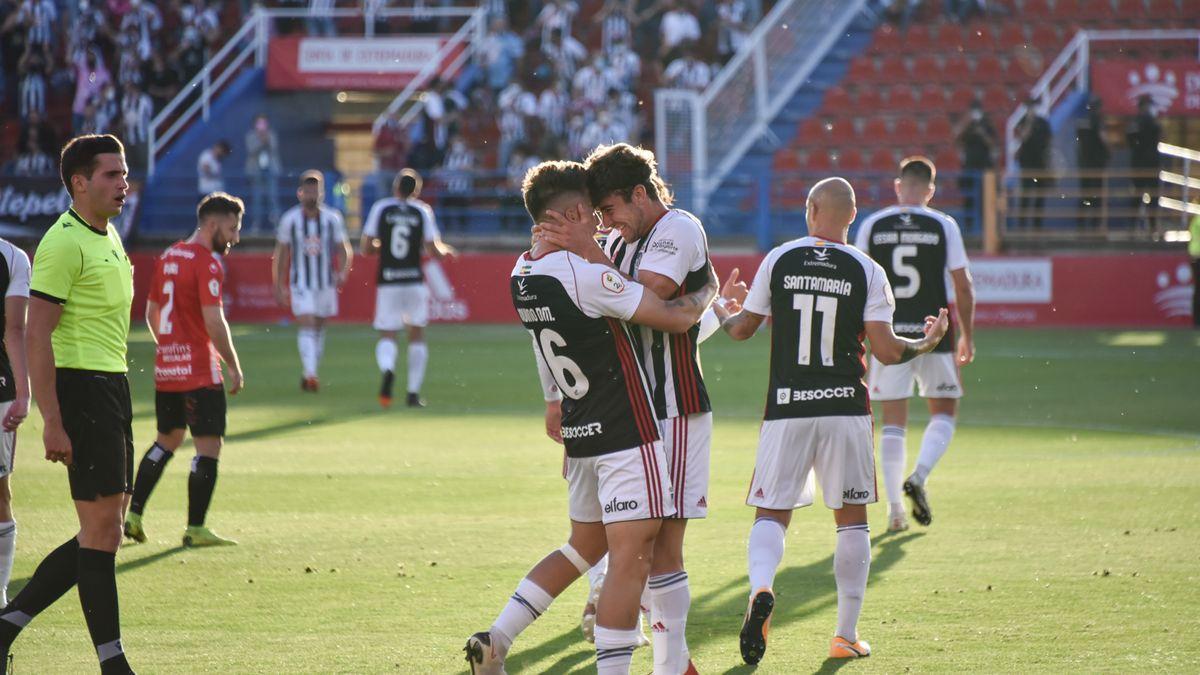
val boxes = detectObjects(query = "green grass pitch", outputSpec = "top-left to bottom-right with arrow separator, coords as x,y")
6,324 -> 1199,673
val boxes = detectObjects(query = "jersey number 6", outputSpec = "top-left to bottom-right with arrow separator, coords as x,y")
537,328 -> 590,399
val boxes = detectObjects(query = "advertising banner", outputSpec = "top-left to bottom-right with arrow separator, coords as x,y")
266,36 -> 459,90
0,178 -> 71,240
1091,59 -> 1200,116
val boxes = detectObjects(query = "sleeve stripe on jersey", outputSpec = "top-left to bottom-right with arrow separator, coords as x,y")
606,317 -> 658,445
30,289 -> 65,304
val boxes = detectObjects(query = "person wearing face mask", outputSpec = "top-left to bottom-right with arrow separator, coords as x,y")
244,114 -> 282,231
124,193 -> 245,549
953,98 -> 996,232
1127,94 -> 1161,230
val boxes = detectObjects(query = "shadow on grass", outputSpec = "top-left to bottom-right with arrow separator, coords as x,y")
506,529 -> 923,674
224,411 -> 375,444
7,545 -> 187,598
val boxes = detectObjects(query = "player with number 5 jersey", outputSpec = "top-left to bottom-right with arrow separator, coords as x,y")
721,178 -> 948,666
125,193 -> 246,549
853,157 -> 976,532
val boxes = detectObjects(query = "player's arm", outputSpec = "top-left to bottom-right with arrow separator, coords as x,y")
629,260 -> 718,333
270,240 -> 290,307
864,309 -> 949,365
202,305 -> 243,394
721,308 -> 766,341
529,334 -> 563,444
949,267 -> 975,365
2,295 -> 29,432
420,203 -> 456,259
27,298 -> 68,464
145,300 -> 161,344
332,213 -> 353,289
359,232 -> 379,256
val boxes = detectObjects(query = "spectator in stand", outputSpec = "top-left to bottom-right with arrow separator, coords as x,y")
658,0 -> 701,61
143,52 -> 181,112
541,27 -> 587,85
573,53 -> 610,108
480,17 -> 524,95
604,86 -> 639,140
606,36 -> 641,89
374,111 -> 411,174
534,0 -> 579,46
1127,94 -> 1161,230
13,128 -> 54,176
175,27 -> 207,85
1015,96 -> 1052,229
72,49 -> 111,132
954,98 -> 996,231
122,0 -> 162,60
19,109 -> 57,157
197,139 -> 231,200
566,113 -> 587,159
1076,96 -> 1109,229
77,99 -> 101,134
497,79 -> 538,170
14,0 -> 58,47
944,0 -> 985,22
594,0 -> 635,55
95,83 -> 119,134
307,0 -> 336,37
538,79 -> 569,138
69,0 -> 108,63
245,113 -> 283,231
882,0 -> 923,32
116,26 -> 145,87
180,0 -> 221,48
502,143 -> 539,230
439,134 -> 475,231
664,43 -> 711,90
17,44 -> 49,120
716,0 -> 750,62
121,81 -> 154,163
580,108 -> 630,152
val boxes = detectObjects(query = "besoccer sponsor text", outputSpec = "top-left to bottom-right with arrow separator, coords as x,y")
776,386 -> 857,404
560,422 -> 603,439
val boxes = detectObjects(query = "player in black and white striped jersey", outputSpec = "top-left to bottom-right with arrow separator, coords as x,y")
271,170 -> 353,392
0,238 -> 31,608
17,0 -> 57,47
17,47 -> 48,121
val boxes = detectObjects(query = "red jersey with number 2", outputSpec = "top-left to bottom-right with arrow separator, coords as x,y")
149,241 -> 225,392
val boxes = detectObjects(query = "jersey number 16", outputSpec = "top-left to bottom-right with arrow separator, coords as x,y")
536,328 -> 589,399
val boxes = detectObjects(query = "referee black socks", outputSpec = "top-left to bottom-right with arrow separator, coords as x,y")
130,443 -> 174,516
188,456 -> 219,527
0,537 -> 80,650
77,547 -> 130,672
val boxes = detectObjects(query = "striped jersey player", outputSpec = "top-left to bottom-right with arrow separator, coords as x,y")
465,160 -> 717,675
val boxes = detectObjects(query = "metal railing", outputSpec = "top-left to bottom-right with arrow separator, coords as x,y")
146,5 -> 483,177
655,0 -> 868,215
1158,142 -> 1200,226
1004,29 -> 1200,172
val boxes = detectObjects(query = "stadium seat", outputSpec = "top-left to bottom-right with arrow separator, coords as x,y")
852,86 -> 885,111
924,115 -> 954,141
774,151 -> 801,171
938,26 -> 969,55
893,117 -> 920,139
1021,0 -> 1054,20
1049,0 -> 1084,20
974,55 -> 1006,83
963,26 -> 998,52
911,55 -> 941,82
805,150 -> 834,172
877,57 -> 910,83
888,86 -> 921,113
941,56 -> 972,84
982,84 -> 1015,114
861,117 -> 891,144
825,118 -> 856,146
1143,0 -> 1181,18
1029,24 -> 1061,49
919,84 -> 947,107
946,87 -> 977,113
870,148 -> 899,173
836,149 -> 866,172
822,86 -> 852,111
797,117 -> 826,144
847,57 -> 879,84
934,148 -> 962,172
996,23 -> 1027,50
905,24 -> 933,47
871,25 -> 904,55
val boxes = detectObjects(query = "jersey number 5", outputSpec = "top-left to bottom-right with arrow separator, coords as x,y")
537,328 -> 590,399
891,245 -> 921,299
793,293 -> 837,366
158,280 -> 175,335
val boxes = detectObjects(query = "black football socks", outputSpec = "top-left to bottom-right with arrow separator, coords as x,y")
77,547 -> 132,673
129,443 -> 174,516
0,537 -> 80,651
188,456 -> 219,527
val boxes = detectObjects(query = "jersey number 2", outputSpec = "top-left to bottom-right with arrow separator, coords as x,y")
793,293 -> 837,366
158,281 -> 175,335
538,328 -> 589,399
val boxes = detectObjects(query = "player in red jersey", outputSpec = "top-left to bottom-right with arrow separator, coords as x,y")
123,192 -> 245,547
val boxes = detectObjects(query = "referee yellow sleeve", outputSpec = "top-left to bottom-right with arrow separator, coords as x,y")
30,228 -> 81,304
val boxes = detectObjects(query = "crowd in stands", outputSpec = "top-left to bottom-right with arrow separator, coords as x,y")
0,0 -> 242,176
373,0 -> 768,222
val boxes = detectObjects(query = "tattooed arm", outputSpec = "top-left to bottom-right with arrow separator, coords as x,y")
863,308 -> 950,365
629,260 -> 718,333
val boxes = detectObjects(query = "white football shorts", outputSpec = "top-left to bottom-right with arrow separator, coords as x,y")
373,283 -> 430,331
290,286 -> 338,319
660,412 -> 712,519
746,415 -> 876,511
566,441 -> 676,524
0,401 -> 14,478
868,352 -> 962,400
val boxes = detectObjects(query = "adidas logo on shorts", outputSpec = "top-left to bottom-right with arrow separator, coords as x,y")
696,496 -> 707,508
754,488 -> 765,499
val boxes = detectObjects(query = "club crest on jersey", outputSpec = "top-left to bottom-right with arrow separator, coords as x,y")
813,248 -> 831,261
601,270 -> 625,294
515,279 -> 537,301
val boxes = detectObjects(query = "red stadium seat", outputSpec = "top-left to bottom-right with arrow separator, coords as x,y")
934,148 -> 962,172
981,84 -> 1016,115
774,151 -> 801,172
962,25 -> 997,52
797,117 -> 825,143
893,117 -> 920,140
847,57 -> 879,84
822,86 -> 852,112
938,26 -> 969,55
852,86 -> 885,111
911,55 -> 941,81
870,148 -> 899,173
941,56 -> 972,84
836,149 -> 866,172
946,87 -> 977,113
919,84 -> 947,107
905,24 -> 933,47
1111,0 -> 1144,20
888,86 -> 920,113
1021,0 -> 1053,20
1029,24 -> 1061,50
861,118 -> 890,144
974,55 -> 1006,83
1049,0 -> 1083,20
1143,0 -> 1181,18
877,57 -> 909,83
805,150 -> 834,172
996,23 -> 1027,51
871,25 -> 904,55
924,115 -> 953,141
825,118 -> 856,146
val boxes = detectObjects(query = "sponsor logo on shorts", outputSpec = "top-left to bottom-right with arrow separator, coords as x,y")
561,422 -> 603,439
604,497 -> 639,514
754,488 -> 765,499
696,496 -> 707,508
776,386 -> 857,403
843,487 -> 870,501
936,382 -> 959,393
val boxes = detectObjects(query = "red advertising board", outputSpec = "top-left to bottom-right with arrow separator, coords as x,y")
129,252 -> 1194,328
1091,59 -> 1200,116
266,36 -> 461,90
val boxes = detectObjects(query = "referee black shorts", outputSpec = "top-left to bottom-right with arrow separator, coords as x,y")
58,368 -> 134,501
156,386 -> 227,437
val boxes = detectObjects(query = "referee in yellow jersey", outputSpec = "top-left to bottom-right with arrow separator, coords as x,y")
0,134 -> 136,674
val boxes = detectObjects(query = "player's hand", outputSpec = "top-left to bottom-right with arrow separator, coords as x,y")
544,400 -> 563,444
957,334 -> 975,366
924,308 -> 950,341
439,242 -> 459,259
273,285 -> 289,308
43,419 -> 72,466
720,267 -> 748,311
537,209 -> 602,259
228,369 -> 245,395
2,397 -> 28,432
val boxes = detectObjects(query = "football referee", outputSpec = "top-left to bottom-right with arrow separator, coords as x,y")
0,134 -> 136,673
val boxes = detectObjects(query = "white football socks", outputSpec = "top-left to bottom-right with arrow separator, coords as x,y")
588,554 -> 608,590
0,520 -> 15,606
491,577 -> 553,654
880,425 -> 907,513
913,414 -> 956,485
648,571 -> 690,675
834,524 -> 871,641
595,625 -> 640,674
315,327 -> 326,365
297,329 -> 319,378
375,338 -> 398,373
407,342 -> 428,394
747,517 -> 786,592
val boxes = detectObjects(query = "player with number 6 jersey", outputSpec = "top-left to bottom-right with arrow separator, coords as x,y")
125,192 -> 246,548
853,157 -> 976,532
465,160 -> 717,675
360,169 -> 456,408
721,178 -> 948,666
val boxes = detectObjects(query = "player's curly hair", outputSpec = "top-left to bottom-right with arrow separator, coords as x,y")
522,160 -> 588,220
583,143 -> 673,207
197,192 -> 245,221
899,155 -> 936,183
